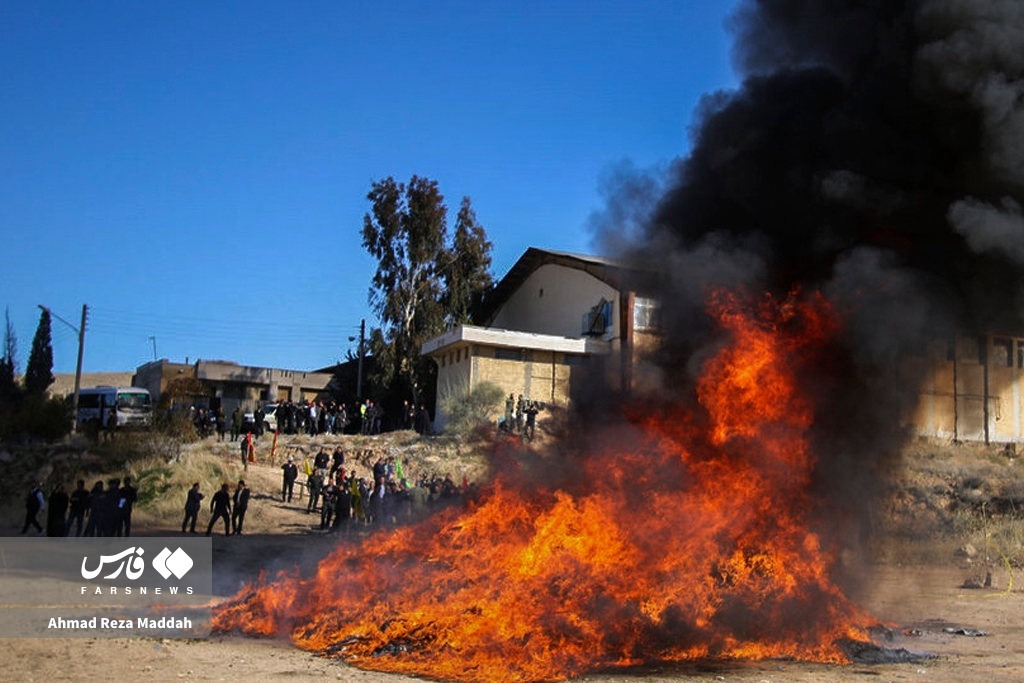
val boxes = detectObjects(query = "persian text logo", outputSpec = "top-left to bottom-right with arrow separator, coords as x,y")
80,546 -> 193,581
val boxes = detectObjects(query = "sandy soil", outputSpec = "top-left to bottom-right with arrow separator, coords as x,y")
3,536 -> 1024,682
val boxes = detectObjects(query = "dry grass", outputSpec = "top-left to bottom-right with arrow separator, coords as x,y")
873,437 -> 1024,566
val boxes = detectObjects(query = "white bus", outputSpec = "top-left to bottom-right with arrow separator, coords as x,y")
76,386 -> 153,430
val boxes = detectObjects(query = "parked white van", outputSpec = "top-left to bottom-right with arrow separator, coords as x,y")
77,386 -> 153,429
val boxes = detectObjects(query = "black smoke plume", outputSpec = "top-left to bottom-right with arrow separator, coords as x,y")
593,0 -> 1024,551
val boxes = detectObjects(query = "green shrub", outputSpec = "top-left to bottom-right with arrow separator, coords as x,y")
441,381 -> 505,437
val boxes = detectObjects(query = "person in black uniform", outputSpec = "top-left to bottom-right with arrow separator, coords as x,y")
205,483 -> 232,537
20,481 -> 45,535
117,476 -> 138,537
182,482 -> 203,534
46,483 -> 68,537
231,480 -> 250,535
65,479 -> 89,537
281,457 -> 298,502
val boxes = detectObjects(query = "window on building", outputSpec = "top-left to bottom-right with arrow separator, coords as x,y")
563,354 -> 588,366
494,348 -> 520,361
633,297 -> 661,331
993,337 -> 1013,367
582,299 -> 612,336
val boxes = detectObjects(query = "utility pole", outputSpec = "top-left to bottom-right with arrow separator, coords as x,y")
357,318 -> 365,401
39,303 -> 87,433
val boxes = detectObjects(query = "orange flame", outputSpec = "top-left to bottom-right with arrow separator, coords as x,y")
214,289 -> 873,682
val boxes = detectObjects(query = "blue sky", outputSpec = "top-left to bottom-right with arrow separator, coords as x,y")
1,1 -> 738,374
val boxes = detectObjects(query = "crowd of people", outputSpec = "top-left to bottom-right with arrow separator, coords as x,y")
18,389 -> 506,538
20,476 -> 138,538
17,446 -> 472,539
184,397 -> 433,443
281,447 -> 470,533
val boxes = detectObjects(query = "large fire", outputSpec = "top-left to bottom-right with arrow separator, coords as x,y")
213,289 -> 874,682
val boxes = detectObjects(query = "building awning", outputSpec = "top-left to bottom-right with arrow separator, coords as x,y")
422,324 -> 611,357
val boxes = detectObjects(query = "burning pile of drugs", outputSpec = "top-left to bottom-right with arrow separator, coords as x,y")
215,290 -> 877,681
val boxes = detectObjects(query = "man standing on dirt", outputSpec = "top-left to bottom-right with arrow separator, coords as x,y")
21,481 -> 45,535
65,479 -> 89,537
103,478 -> 121,537
240,433 -> 253,471
281,457 -> 298,502
182,482 -> 203,534
329,447 -> 345,480
231,480 -> 250,535
306,469 -> 323,514
206,483 -> 232,536
117,476 -> 138,537
46,483 -> 68,537
231,406 -> 242,442
319,477 -> 337,529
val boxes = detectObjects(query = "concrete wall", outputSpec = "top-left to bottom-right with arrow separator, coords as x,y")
491,264 -> 619,340
434,345 -> 475,430
432,343 -> 580,431
913,335 -> 1024,444
132,360 -> 194,404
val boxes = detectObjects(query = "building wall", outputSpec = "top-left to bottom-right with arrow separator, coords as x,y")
132,360 -> 195,404
472,348 -> 574,406
491,264 -> 619,340
432,343 -> 579,431
913,335 -> 1024,444
987,335 -> 1024,443
50,372 -> 135,399
434,345 -> 475,430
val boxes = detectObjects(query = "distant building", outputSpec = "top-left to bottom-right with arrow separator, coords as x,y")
50,372 -> 135,399
421,248 -> 660,431
425,246 -> 1024,446
133,359 -> 333,414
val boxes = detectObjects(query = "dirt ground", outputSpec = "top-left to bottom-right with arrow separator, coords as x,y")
4,436 -> 1024,682
4,558 -> 1024,682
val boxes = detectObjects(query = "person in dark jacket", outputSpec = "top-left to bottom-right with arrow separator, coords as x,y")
83,481 -> 105,536
281,457 -> 298,502
117,476 -> 138,537
21,481 -> 45,535
103,478 -> 121,536
205,483 -> 232,537
65,479 -> 89,537
182,482 -> 203,534
46,483 -> 69,537
21,481 -> 47,535
231,480 -> 250,535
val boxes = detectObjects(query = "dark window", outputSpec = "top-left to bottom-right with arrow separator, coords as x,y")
494,348 -> 520,361
993,337 -> 1013,367
78,394 -> 101,409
